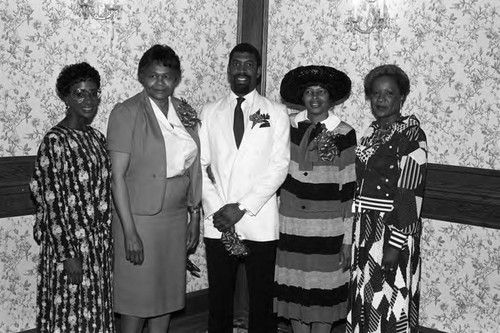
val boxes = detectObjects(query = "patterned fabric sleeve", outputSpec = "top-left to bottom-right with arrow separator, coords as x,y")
31,133 -> 81,261
338,128 -> 357,245
386,126 -> 427,250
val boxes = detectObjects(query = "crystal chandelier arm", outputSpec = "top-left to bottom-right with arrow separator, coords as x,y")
346,5 -> 388,35
74,0 -> 121,21
91,3 -> 121,21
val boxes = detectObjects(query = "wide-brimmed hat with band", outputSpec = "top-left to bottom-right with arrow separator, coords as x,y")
280,65 -> 352,106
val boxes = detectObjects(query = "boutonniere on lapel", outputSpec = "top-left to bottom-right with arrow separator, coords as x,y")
177,98 -> 201,129
312,124 -> 341,161
249,110 -> 270,128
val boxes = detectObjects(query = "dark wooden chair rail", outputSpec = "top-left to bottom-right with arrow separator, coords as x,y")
422,163 -> 500,229
1,156 -> 499,229
0,156 -> 37,218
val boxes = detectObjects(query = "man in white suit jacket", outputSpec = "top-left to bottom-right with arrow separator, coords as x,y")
199,43 -> 290,333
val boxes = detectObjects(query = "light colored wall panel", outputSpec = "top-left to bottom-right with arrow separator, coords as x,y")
0,0 -> 238,331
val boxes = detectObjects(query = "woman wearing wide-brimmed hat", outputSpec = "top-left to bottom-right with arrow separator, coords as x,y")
274,65 -> 356,333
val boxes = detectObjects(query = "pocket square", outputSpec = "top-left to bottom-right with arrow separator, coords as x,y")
259,122 -> 270,128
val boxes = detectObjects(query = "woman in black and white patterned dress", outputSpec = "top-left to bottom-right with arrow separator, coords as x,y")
347,64 -> 427,333
31,62 -> 114,333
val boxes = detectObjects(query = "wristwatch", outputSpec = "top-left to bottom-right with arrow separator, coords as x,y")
238,203 -> 247,213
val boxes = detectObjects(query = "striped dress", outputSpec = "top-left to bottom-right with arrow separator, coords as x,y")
274,111 -> 357,325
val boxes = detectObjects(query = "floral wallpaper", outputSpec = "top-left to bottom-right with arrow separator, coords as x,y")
0,0 -> 237,331
266,0 -> 500,332
0,217 -> 38,333
2,0 -> 500,332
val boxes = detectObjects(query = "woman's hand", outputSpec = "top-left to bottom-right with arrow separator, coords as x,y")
187,212 -> 200,254
64,258 -> 83,285
339,244 -> 352,271
382,246 -> 400,274
110,151 -> 143,265
124,230 -> 144,265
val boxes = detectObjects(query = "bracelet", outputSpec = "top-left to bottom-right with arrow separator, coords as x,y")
188,205 -> 202,214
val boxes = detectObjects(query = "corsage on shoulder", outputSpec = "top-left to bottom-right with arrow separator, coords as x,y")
177,98 -> 201,129
313,124 -> 341,161
249,110 -> 270,128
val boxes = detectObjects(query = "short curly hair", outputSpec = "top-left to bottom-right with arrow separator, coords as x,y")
229,43 -> 262,67
56,62 -> 101,99
137,44 -> 181,80
364,64 -> 410,101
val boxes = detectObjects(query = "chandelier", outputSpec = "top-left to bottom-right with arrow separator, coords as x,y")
73,0 -> 121,20
345,0 -> 390,51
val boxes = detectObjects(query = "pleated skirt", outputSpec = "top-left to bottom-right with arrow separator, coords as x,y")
113,175 -> 189,317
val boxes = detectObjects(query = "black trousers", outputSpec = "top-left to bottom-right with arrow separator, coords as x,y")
205,237 -> 278,333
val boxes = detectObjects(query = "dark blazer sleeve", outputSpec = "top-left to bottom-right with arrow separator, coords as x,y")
386,126 -> 427,249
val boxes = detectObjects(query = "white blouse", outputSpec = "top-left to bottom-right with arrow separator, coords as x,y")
292,109 -> 341,130
150,97 -> 198,178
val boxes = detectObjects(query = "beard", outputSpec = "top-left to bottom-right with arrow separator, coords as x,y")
230,74 -> 253,95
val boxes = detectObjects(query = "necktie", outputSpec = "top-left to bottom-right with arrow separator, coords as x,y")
233,97 -> 245,148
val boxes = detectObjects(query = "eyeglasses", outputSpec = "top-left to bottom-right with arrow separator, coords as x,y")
70,88 -> 102,103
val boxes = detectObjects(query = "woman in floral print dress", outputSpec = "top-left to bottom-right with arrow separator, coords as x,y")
347,64 -> 427,333
30,62 -> 114,333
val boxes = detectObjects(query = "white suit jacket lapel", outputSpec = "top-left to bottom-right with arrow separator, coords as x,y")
218,92 -> 259,153
238,93 -> 262,150
214,95 -> 237,150
229,94 -> 264,183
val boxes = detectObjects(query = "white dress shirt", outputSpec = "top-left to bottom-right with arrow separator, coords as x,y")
228,89 -> 258,130
292,109 -> 341,130
150,97 -> 198,178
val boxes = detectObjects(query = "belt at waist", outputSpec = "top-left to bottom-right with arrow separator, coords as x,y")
352,195 -> 394,212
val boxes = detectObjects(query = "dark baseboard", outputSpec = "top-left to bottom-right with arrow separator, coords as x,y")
18,288 -> 209,333
19,289 -> 446,333
169,288 -> 208,332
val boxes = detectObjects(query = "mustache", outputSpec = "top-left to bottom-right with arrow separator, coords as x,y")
233,74 -> 251,81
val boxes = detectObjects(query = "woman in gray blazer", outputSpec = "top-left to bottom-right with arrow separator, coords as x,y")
107,44 -> 202,333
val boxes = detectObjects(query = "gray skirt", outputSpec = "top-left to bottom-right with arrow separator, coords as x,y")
113,175 -> 189,317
